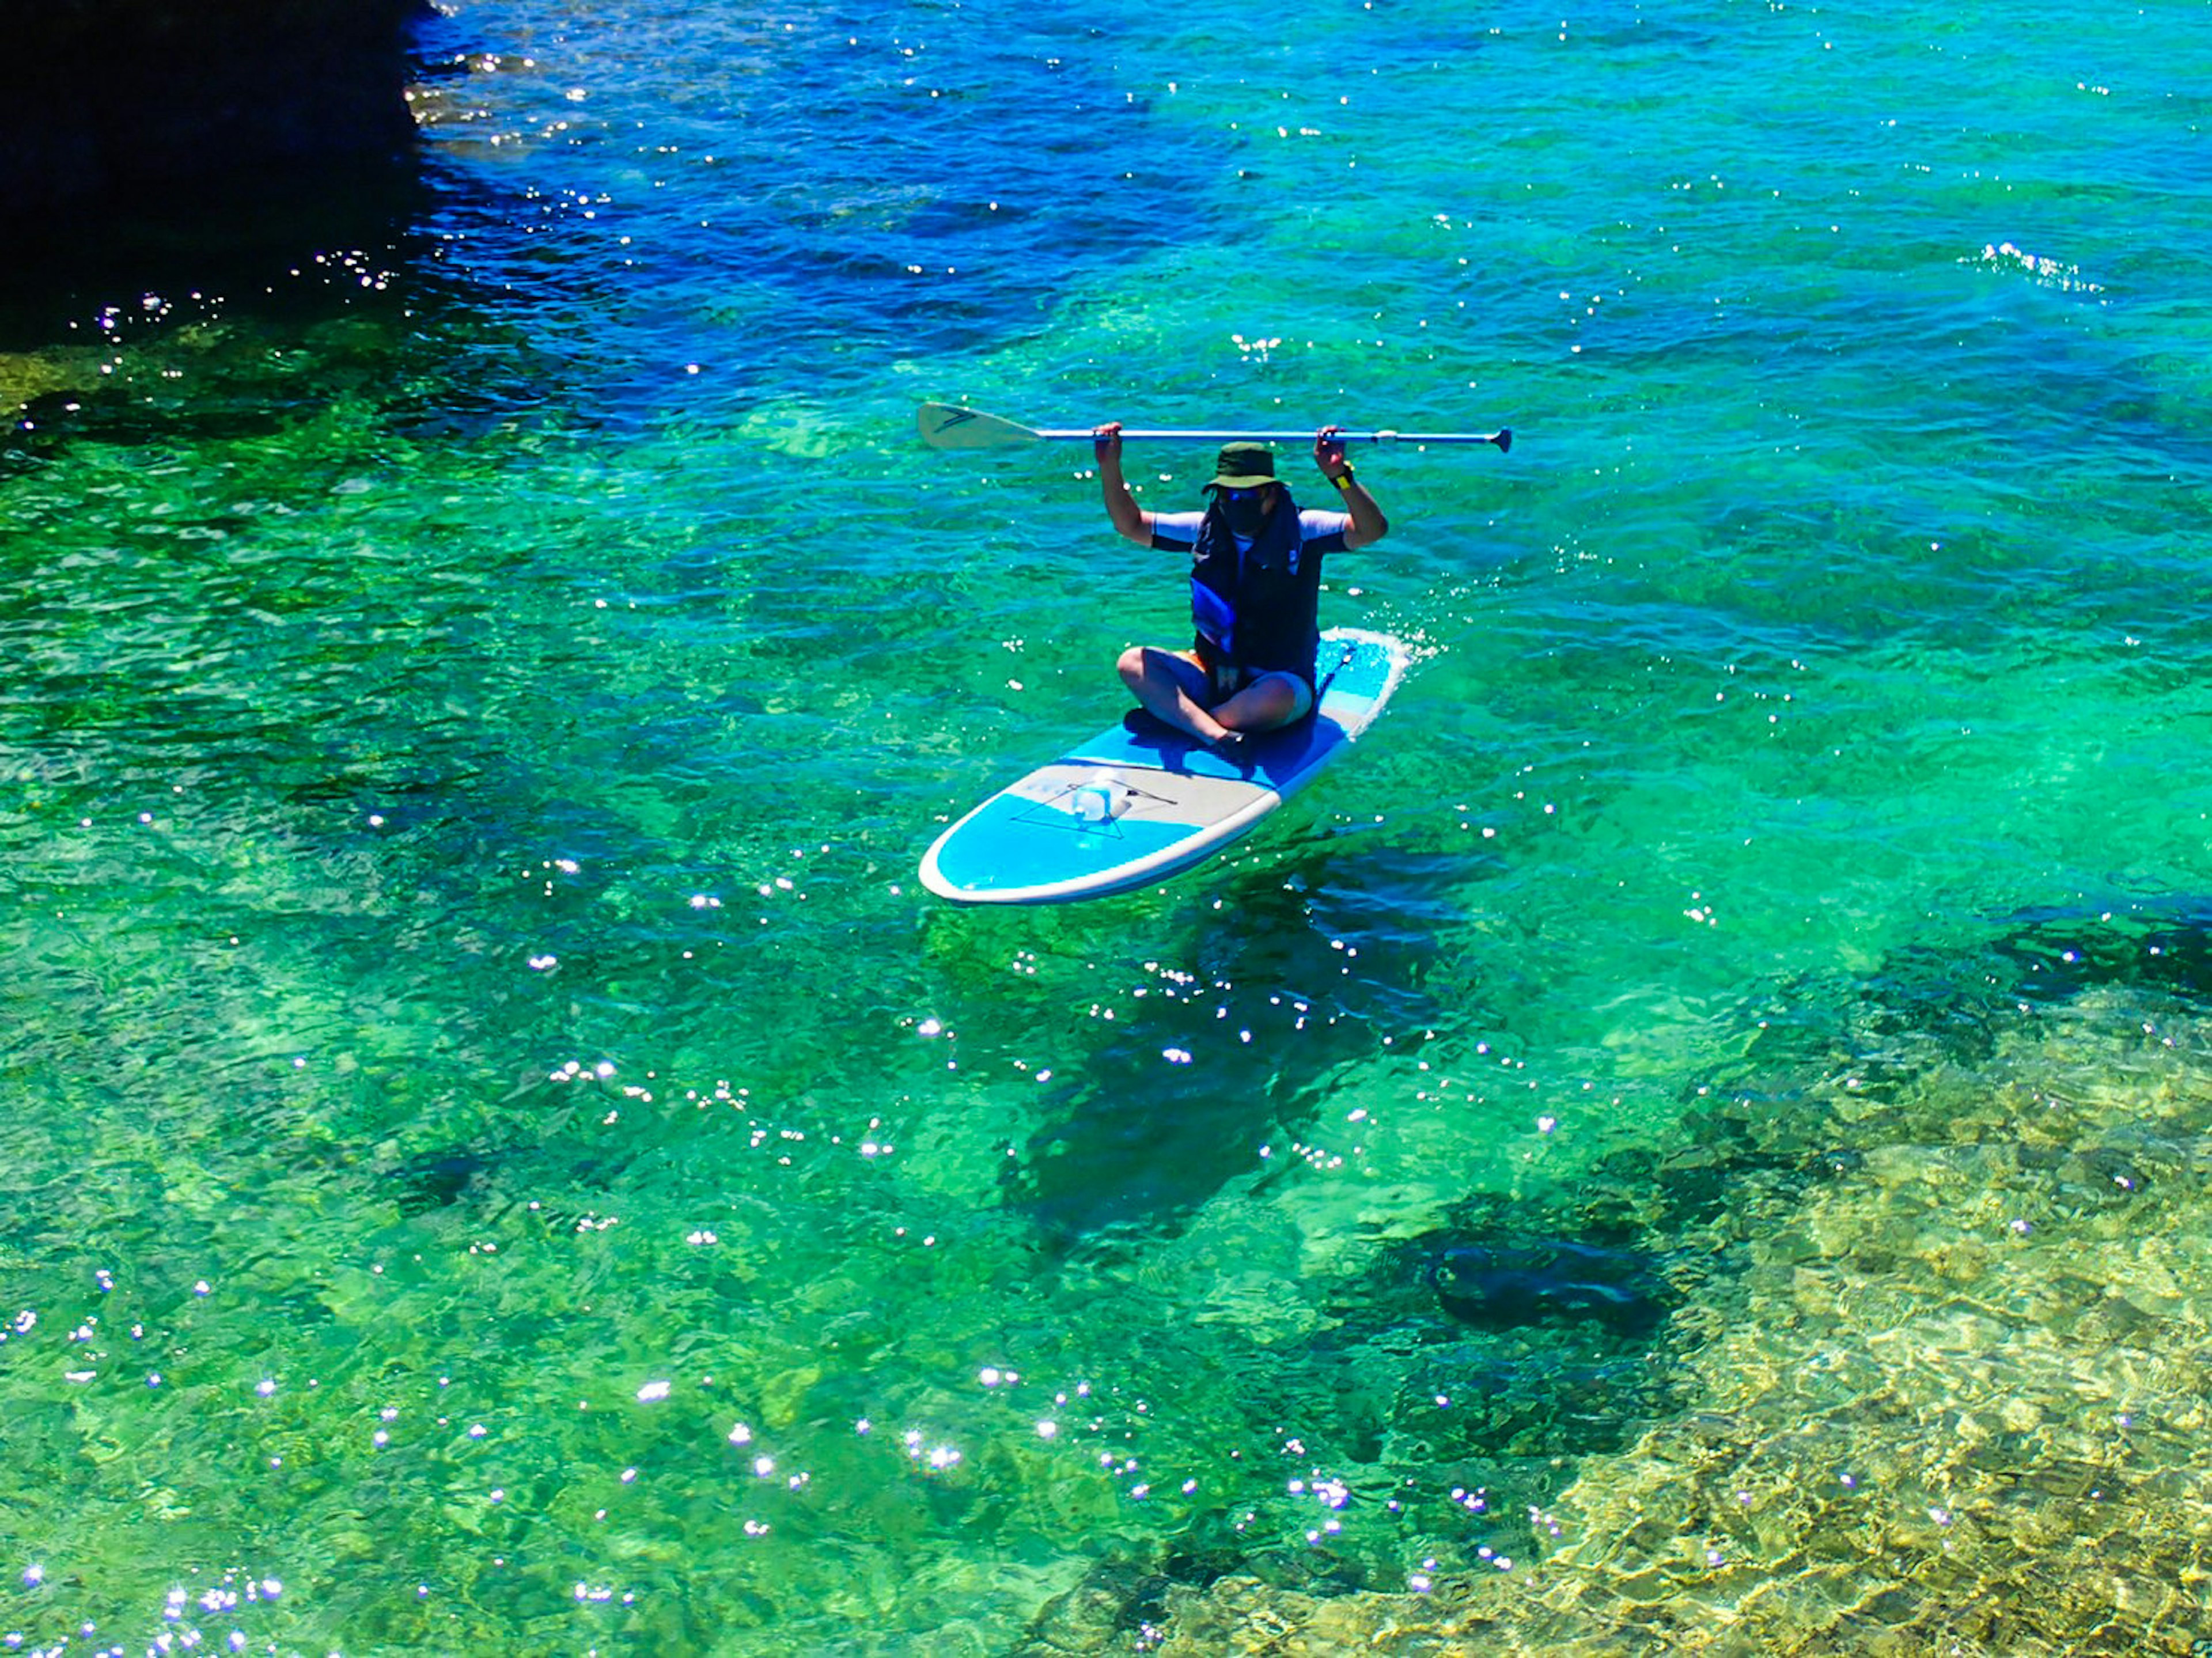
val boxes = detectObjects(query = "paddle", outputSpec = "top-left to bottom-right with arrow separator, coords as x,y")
918,401 -> 1512,454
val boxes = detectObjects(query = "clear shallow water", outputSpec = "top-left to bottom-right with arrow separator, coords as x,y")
5,0 -> 2212,1651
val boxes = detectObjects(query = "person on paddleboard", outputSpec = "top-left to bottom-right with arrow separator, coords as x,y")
1093,422 -> 1388,756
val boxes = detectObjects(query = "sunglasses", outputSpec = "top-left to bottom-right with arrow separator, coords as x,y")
1215,485 -> 1275,503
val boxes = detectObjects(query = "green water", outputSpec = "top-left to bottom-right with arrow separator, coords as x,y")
6,0 -> 2212,1651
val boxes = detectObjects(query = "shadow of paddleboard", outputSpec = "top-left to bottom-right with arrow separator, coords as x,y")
997,847 -> 1479,1251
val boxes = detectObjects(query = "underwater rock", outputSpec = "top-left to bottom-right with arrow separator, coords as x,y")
1287,1223 -> 1695,1469
1011,1549 -> 1242,1657
385,1147 -> 499,1215
1006,1562 -> 1158,1657
2051,1143 -> 2153,1205
1991,900 -> 2212,1006
1429,1238 -> 1674,1336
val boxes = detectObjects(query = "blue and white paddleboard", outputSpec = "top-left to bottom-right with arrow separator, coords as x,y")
921,628 -> 1410,905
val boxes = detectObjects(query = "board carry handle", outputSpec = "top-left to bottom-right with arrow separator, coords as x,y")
918,402 -> 1512,453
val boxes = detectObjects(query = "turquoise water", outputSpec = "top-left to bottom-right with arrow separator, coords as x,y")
6,0 -> 2212,1651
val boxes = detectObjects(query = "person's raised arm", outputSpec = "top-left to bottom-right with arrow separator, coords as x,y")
1315,426 -> 1388,549
1094,422 -> 1151,545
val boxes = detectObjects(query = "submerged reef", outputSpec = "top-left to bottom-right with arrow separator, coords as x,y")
1024,925 -> 2212,1653
1,0 -> 423,240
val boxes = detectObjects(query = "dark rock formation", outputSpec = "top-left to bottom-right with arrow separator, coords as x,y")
1,0 -> 426,242
1429,1237 -> 1675,1335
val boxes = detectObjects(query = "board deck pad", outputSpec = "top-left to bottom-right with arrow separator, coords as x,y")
920,628 -> 1410,905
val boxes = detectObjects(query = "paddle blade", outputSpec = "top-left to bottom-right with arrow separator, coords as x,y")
1494,427 -> 1513,454
916,403 -> 1041,450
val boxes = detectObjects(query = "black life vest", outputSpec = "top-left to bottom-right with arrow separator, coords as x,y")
1188,495 -> 1324,681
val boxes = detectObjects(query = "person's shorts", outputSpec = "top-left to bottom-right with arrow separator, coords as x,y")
1163,650 -> 1316,714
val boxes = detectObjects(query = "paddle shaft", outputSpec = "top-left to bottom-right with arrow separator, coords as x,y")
916,402 -> 1511,453
1041,426 -> 1507,447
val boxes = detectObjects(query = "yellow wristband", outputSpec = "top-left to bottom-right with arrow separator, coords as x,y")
1332,468 -> 1355,492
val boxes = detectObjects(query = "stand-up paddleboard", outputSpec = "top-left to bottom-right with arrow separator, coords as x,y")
921,629 -> 1410,905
